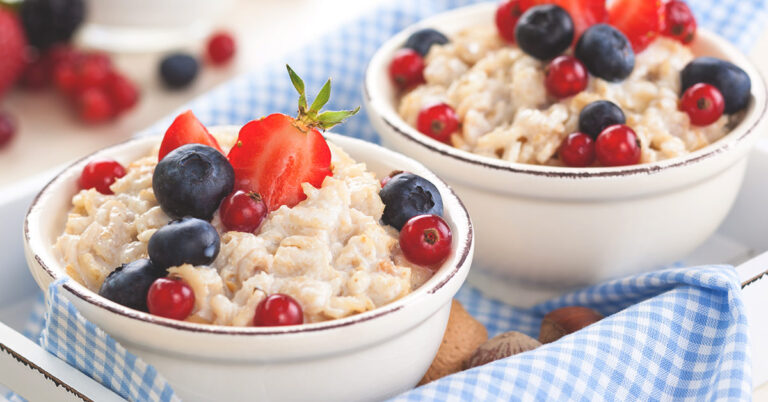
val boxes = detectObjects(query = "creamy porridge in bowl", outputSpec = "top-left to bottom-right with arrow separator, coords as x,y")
24,68 -> 473,401
398,32 -> 737,166
364,2 -> 767,305
54,130 -> 435,326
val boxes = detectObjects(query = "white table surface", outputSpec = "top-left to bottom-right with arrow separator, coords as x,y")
2,0 -> 768,398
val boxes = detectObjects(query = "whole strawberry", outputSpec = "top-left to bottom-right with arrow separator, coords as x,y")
0,8 -> 27,95
227,65 -> 359,211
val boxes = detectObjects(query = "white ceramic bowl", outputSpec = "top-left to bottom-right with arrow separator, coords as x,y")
364,3 -> 768,305
24,127 -> 474,402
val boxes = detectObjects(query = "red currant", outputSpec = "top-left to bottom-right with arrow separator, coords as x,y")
77,87 -> 115,123
545,55 -> 588,99
679,83 -> 725,126
253,294 -> 304,326
105,72 -> 139,112
75,53 -> 111,92
147,277 -> 195,320
416,103 -> 459,143
559,132 -> 595,167
0,112 -> 16,149
399,214 -> 452,268
219,190 -> 268,233
53,63 -> 78,95
78,158 -> 126,194
389,48 -> 425,90
595,124 -> 641,167
662,0 -> 696,44
495,0 -> 527,43
207,31 -> 236,65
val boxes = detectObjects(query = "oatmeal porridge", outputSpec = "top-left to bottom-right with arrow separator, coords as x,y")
54,133 -> 438,326
391,2 -> 751,167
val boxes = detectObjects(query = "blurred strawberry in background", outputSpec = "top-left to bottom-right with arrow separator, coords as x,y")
0,6 -> 26,96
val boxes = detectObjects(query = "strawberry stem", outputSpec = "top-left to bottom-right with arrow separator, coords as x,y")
285,64 -> 359,131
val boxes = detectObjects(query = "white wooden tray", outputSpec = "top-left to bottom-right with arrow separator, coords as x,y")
4,139 -> 768,400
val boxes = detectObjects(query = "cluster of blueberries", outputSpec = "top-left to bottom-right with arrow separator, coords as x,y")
99,144 -> 233,311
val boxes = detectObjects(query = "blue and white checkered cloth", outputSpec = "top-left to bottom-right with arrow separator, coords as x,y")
18,0 -> 768,400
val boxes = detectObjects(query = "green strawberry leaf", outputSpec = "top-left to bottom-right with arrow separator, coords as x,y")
286,65 -> 307,115
308,79 -> 331,117
316,108 -> 361,130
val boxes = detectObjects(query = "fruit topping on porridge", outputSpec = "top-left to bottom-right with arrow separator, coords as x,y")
391,0 -> 752,167
55,66 -> 453,326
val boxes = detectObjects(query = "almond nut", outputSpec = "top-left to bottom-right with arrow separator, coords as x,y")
419,300 -> 488,385
466,331 -> 541,369
538,306 -> 603,344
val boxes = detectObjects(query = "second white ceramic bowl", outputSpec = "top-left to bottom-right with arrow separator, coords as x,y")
364,3 -> 768,305
24,128 -> 474,401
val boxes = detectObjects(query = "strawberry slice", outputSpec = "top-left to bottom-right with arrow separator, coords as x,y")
158,110 -> 223,161
608,0 -> 664,52
227,66 -> 358,211
228,115 -> 332,211
553,0 -> 608,43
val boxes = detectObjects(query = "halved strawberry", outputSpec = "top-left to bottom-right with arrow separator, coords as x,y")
227,66 -> 358,211
0,8 -> 27,96
158,110 -> 223,161
608,0 -> 664,52
553,0 -> 608,43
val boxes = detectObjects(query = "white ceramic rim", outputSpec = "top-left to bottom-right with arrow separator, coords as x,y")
24,130 -> 473,336
363,3 -> 768,179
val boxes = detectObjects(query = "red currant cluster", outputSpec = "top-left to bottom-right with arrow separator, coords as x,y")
559,125 -> 640,167
22,46 -> 140,123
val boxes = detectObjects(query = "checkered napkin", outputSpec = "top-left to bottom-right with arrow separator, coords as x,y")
18,0 -> 768,401
405,266 -> 750,401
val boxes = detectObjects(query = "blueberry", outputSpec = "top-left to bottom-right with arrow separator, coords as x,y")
99,259 -> 164,312
153,144 -> 234,220
380,173 -> 443,230
578,101 -> 626,139
575,24 -> 635,82
160,53 -> 199,89
515,5 -> 574,61
681,57 -> 751,114
148,217 -> 221,269
404,28 -> 449,56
